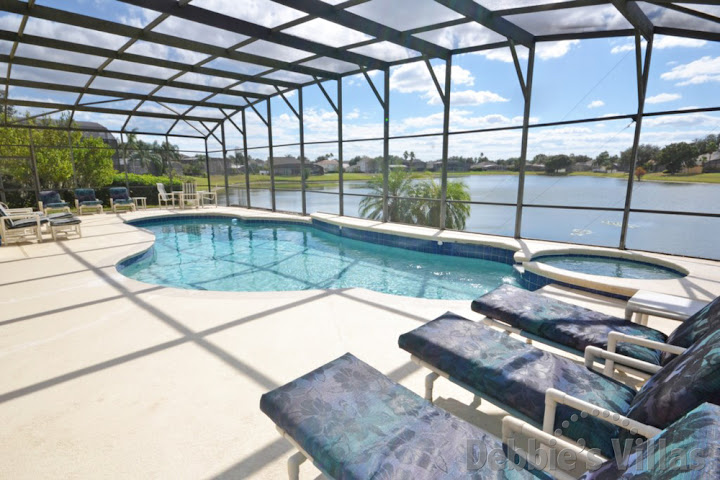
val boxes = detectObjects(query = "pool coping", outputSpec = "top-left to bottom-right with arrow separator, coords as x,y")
112,208 -> 720,301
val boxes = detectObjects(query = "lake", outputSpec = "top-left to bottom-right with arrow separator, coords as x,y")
219,175 -> 719,260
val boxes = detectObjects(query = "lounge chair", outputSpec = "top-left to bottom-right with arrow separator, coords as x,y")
108,187 -> 136,213
74,188 -> 104,215
181,181 -> 199,209
398,311 -> 720,458
38,190 -> 71,215
0,208 -> 42,244
261,352 -> 720,479
156,183 -> 177,208
0,203 -> 79,244
49,216 -> 82,240
470,284 -> 720,370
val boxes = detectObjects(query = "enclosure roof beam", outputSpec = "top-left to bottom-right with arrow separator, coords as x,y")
0,30 -> 300,90
117,0 -> 388,70
0,54 -> 267,101
5,98 -> 222,123
611,0 -> 654,41
270,0 -> 450,59
0,0 -> 341,80
433,0 -> 535,48
5,78 -> 248,111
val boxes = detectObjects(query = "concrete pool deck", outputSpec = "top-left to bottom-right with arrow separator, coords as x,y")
1,207 -> 719,479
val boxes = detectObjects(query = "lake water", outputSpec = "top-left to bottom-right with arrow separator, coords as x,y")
219,175 -> 719,260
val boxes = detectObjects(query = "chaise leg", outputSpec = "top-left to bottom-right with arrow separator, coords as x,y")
287,451 -> 307,480
525,338 -> 532,344
424,372 -> 440,403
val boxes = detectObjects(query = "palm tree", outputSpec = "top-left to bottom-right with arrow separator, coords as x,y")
359,169 -> 415,223
358,170 -> 471,229
154,140 -> 181,184
411,178 -> 471,230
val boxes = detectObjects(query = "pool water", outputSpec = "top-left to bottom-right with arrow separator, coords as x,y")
535,255 -> 685,280
119,217 -> 520,300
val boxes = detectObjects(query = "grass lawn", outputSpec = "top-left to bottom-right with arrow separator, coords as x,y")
188,170 -> 720,188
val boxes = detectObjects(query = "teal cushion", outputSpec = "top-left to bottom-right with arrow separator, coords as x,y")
663,296 -> 720,364
581,403 -> 720,479
399,312 -> 636,458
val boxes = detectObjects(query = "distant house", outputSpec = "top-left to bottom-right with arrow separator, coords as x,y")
525,163 -> 545,172
701,152 -> 720,173
316,159 -> 339,173
272,156 -> 323,176
471,161 -> 502,171
572,160 -> 594,172
406,160 -> 426,172
356,156 -> 378,173
343,162 -> 358,173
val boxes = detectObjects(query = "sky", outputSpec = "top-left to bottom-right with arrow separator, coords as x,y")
1,0 -> 720,162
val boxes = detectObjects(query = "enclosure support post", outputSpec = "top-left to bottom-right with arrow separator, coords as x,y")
267,100 -> 276,211
620,33 -> 653,250
242,109 -> 251,209
120,132 -> 130,192
338,79 -> 344,217
67,129 -> 78,188
513,43 -> 535,239
28,128 -> 41,203
203,137 -> 211,192
382,66 -> 390,222
221,121 -> 230,207
439,56 -> 452,229
299,89 -> 306,216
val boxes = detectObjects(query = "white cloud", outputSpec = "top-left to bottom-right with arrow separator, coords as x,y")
346,108 -> 360,120
390,62 -> 473,94
587,100 -> 604,109
429,90 -> 508,106
645,93 -> 681,104
611,36 -> 707,54
476,41 -> 579,63
661,56 -> 720,86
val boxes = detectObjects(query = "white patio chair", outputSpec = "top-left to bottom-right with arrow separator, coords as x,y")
181,182 -> 200,209
156,183 -> 177,209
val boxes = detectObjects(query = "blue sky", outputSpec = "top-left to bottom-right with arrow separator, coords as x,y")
2,0 -> 720,162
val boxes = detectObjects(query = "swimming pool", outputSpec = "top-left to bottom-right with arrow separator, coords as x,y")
534,254 -> 685,280
119,217 -> 520,300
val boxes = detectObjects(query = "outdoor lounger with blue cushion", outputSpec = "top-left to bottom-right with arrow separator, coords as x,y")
108,187 -> 136,213
399,311 -> 720,459
261,352 -> 720,479
74,188 -> 103,214
38,190 -> 71,215
0,203 -> 76,244
471,284 -> 720,369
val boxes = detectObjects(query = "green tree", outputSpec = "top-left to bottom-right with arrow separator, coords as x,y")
73,135 -> 115,186
544,154 -> 572,174
619,144 -> 660,170
358,170 -> 471,228
659,142 -> 698,174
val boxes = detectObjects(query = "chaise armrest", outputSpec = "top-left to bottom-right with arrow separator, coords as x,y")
603,332 -> 686,376
584,346 -> 662,377
543,388 -> 661,442
502,416 -> 605,479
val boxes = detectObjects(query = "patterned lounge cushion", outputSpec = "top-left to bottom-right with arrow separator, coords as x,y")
6,218 -> 40,229
39,191 -> 68,207
625,327 -> 720,436
580,402 -> 720,479
109,187 -> 130,201
398,313 -> 636,458
662,296 -> 720,364
50,217 -> 81,226
75,189 -> 98,203
471,285 -> 667,365
260,352 -> 551,479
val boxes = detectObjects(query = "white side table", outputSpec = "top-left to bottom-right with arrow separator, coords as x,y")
625,290 -> 708,325
132,197 -> 147,210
